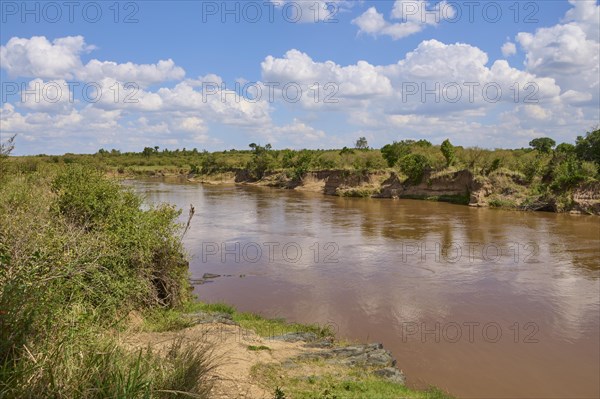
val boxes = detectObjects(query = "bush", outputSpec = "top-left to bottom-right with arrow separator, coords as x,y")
247,144 -> 276,179
289,150 -> 314,180
352,151 -> 386,172
398,154 -> 430,184
550,156 -> 594,190
314,152 -> 342,170
381,141 -> 411,167
575,129 -> 600,170
1,166 -> 191,357
0,166 -> 210,397
440,139 -> 456,167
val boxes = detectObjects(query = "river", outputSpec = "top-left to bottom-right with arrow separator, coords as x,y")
128,179 -> 600,399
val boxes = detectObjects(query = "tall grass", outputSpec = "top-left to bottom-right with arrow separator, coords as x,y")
0,165 -> 214,398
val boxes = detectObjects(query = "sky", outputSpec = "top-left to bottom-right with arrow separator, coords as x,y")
0,0 -> 598,155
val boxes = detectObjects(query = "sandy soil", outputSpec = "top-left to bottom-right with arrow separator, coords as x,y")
122,323 -> 315,399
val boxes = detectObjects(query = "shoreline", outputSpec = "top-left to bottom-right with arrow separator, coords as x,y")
117,168 -> 600,216
135,299 -> 454,399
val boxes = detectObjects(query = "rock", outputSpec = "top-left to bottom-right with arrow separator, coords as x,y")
374,367 -> 406,385
183,311 -> 237,326
202,273 -> 221,279
272,332 -> 318,343
303,337 -> 334,349
296,342 -> 396,368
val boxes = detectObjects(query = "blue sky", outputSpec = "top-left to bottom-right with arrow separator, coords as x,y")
1,0 -> 598,155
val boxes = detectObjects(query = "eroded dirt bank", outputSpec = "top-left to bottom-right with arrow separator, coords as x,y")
186,169 -> 600,215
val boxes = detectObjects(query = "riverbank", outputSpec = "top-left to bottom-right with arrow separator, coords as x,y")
135,300 -> 453,399
9,130 -> 600,215
134,167 -> 600,215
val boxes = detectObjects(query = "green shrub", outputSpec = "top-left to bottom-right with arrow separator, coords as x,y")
398,154 -> 430,184
381,141 -> 411,167
440,139 -> 456,167
575,129 -> 600,171
0,166 -> 211,398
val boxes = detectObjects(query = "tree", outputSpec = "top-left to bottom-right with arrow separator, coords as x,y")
575,129 -> 600,167
529,137 -> 556,154
142,147 -> 155,157
440,139 -> 455,167
247,143 -> 275,179
415,139 -> 432,147
290,150 -> 313,180
381,141 -> 411,167
555,143 -> 575,154
355,137 -> 368,150
398,154 -> 430,184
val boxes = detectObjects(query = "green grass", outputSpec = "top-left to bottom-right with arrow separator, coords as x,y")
251,361 -> 454,399
337,187 -> 381,198
233,311 -> 332,338
186,302 -> 236,315
142,308 -> 196,332
154,301 -> 334,339
487,196 -> 519,208
0,333 -> 215,399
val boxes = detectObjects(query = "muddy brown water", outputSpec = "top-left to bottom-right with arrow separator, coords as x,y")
128,179 -> 600,399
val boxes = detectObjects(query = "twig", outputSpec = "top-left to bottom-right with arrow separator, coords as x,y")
182,204 -> 195,238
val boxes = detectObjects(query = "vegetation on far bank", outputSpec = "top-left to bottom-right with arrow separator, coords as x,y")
6,129 -> 600,212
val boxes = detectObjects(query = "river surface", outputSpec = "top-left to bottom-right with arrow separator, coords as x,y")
128,179 -> 600,399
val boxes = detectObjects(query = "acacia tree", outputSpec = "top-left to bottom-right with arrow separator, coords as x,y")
355,137 -> 368,150
529,137 -> 556,154
142,147 -> 155,157
247,143 -> 275,179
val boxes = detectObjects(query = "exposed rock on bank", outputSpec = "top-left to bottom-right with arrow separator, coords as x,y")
125,314 -> 408,399
572,181 -> 600,214
196,168 -> 599,215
